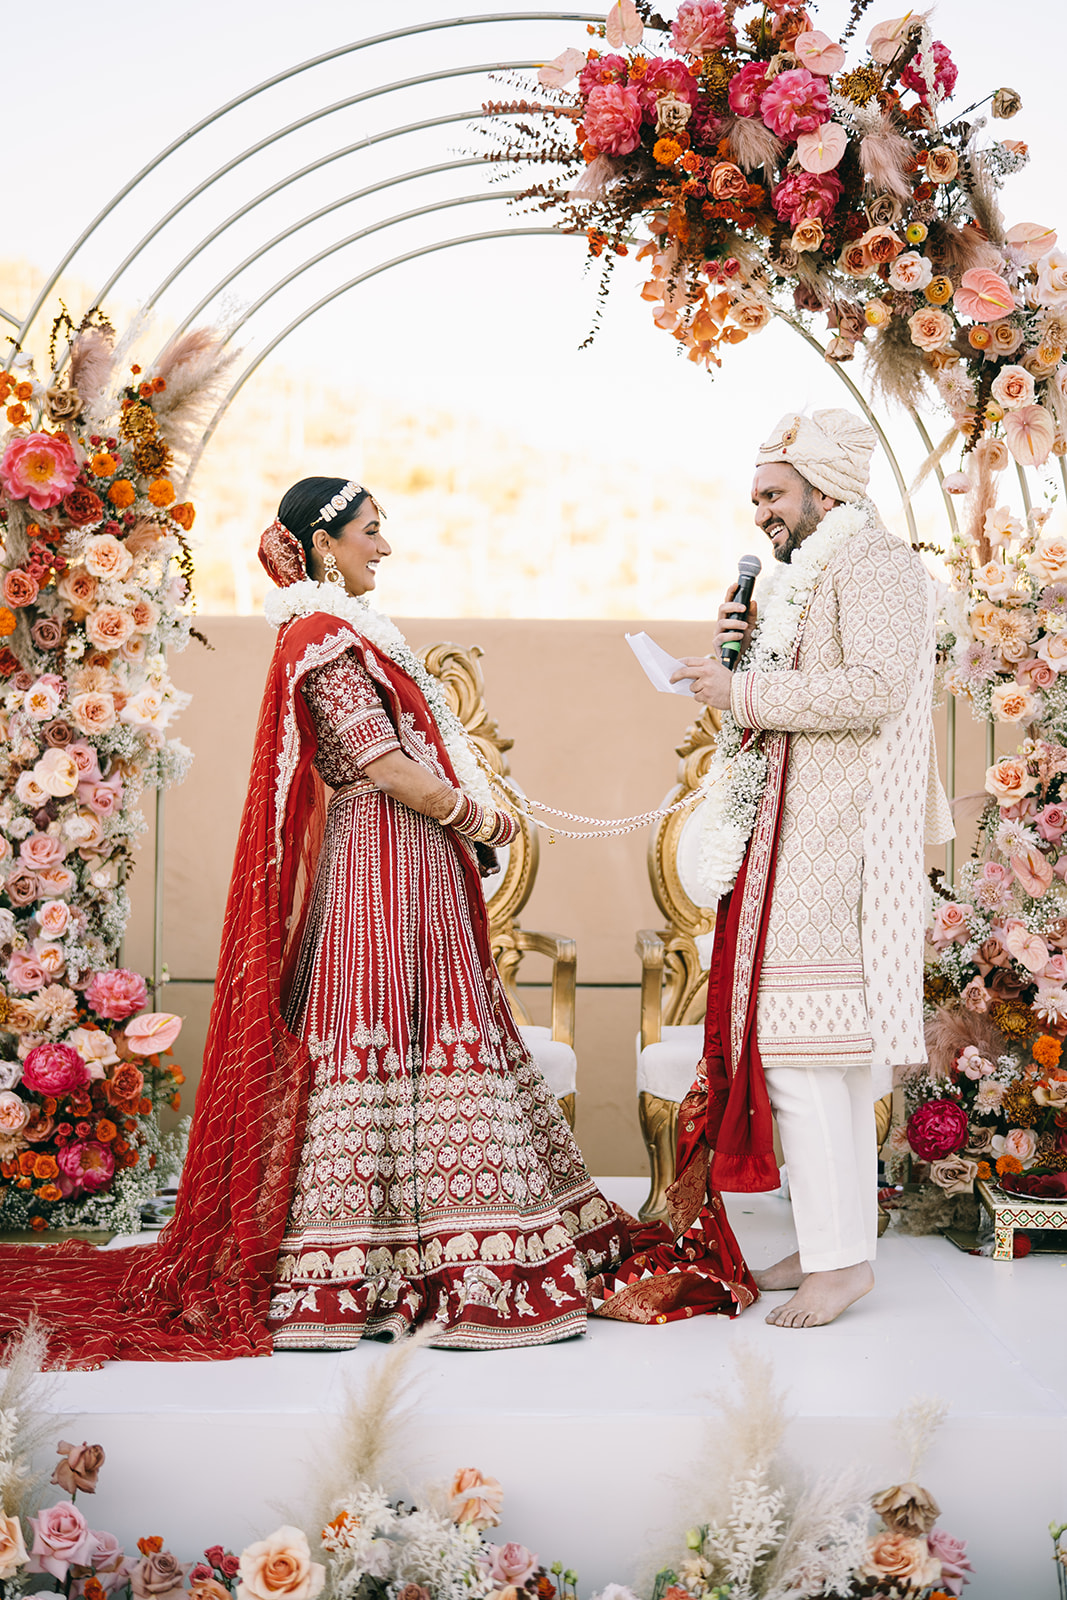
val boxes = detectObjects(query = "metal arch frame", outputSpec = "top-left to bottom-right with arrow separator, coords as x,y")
8,11 -> 602,356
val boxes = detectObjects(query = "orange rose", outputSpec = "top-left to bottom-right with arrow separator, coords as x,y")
861,226 -> 905,264
6,404 -> 29,426
170,502 -> 195,531
108,480 -> 136,509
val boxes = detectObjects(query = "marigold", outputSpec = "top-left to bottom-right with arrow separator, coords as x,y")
108,479 -> 136,509
33,1154 -> 59,1181
37,1183 -> 62,1203
6,404 -> 29,426
1033,1034 -> 1063,1069
654,137 -> 683,165
90,452 -> 119,477
170,501 -> 195,531
147,478 -> 175,507
976,1161 -> 992,1180
0,607 -> 16,638
996,1154 -> 1023,1175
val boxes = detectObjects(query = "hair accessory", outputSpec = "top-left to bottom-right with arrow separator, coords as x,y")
258,518 -> 308,589
322,549 -> 345,587
317,480 -> 363,525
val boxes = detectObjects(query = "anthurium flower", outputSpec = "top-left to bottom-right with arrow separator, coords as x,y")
795,121 -> 848,172
1005,222 -> 1057,263
605,0 -> 643,48
794,29 -> 846,75
537,48 -> 585,89
953,267 -> 1015,322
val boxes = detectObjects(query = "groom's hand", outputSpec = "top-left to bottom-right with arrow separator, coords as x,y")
671,653 -> 734,708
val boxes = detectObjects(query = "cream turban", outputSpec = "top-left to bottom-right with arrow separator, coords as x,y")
756,408 -> 878,502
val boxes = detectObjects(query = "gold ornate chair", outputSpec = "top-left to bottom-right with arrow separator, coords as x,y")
420,642 -> 577,1127
635,707 -> 721,1220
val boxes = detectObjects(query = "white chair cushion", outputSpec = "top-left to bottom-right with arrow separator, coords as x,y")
519,1024 -> 577,1098
636,1024 -> 705,1102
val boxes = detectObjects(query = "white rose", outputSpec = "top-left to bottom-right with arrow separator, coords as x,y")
888,250 -> 933,291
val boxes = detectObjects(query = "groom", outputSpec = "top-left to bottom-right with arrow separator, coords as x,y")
672,409 -> 949,1328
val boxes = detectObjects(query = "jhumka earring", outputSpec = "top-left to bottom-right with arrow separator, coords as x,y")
322,549 -> 345,587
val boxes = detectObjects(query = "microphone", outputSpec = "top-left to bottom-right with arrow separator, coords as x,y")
720,555 -> 762,671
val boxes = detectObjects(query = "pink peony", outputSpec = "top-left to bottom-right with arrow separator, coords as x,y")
771,169 -> 842,227
85,967 -> 148,1021
758,67 -> 829,138
671,0 -> 733,55
583,81 -> 643,155
57,1139 -> 116,1196
28,1502 -> 92,1580
577,54 -> 627,96
728,60 -> 770,117
124,1012 -> 183,1055
637,58 -> 700,117
900,39 -> 958,104
22,1041 -> 90,1096
486,1545 -> 539,1588
907,1099 -> 969,1161
0,432 -> 80,512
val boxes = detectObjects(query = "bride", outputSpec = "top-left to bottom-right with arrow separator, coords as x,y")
0,476 -> 754,1364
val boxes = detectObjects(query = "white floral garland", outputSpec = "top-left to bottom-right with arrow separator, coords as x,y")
696,499 -> 878,902
264,581 -> 497,808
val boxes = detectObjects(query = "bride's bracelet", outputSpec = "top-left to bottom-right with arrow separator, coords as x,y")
441,792 -> 466,827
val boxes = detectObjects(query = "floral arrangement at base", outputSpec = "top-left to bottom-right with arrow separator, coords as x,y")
484,0 -> 1067,486
0,315 -> 235,1232
1052,1521 -> 1067,1600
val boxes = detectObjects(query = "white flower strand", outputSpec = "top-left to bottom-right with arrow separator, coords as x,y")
490,767 -> 716,839
264,580 -> 496,808
695,499 -> 876,903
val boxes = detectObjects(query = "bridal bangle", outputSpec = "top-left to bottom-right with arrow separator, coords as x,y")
442,792 -> 466,827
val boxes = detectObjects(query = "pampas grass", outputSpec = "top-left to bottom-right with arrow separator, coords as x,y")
724,117 -> 784,177
67,327 -> 115,416
891,1187 -> 980,1236
926,220 -> 1002,280
894,1397 -> 948,1482
859,122 -> 916,202
865,317 -> 932,413
147,328 -> 240,470
0,1318 -> 55,1519
923,1004 -> 1002,1081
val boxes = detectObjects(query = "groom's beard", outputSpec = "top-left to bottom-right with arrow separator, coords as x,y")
772,489 -> 825,563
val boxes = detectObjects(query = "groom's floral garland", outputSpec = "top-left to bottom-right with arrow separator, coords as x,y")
263,580 -> 499,809
696,499 -> 876,902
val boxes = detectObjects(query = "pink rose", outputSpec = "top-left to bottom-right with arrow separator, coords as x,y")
79,772 -> 124,816
67,740 -> 101,780
728,61 -> 770,118
0,1091 -> 29,1133
583,82 -> 643,156
925,1528 -> 971,1596
3,568 -> 40,608
5,951 -> 47,994
487,1545 -> 539,1588
37,899 -> 71,937
772,169 -> 842,227
85,967 -> 148,1021
998,1126 -> 1038,1164
57,1138 -> 116,1196
124,1012 -> 183,1055
20,833 -> 67,870
758,67 -> 829,138
670,0 -> 732,54
6,867 -> 39,907
1043,953 -> 1067,982
1017,657 -> 1057,690
0,432 -> 80,511
21,1041 -> 90,1096
28,1501 -> 92,1580
931,901 -> 971,947
35,865 -> 76,899
130,1550 -> 189,1600
906,1098 -> 969,1161
986,755 -> 1038,804
85,1530 -> 131,1594
862,1531 -> 940,1589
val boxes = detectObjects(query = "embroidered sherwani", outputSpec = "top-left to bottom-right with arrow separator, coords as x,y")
729,518 -> 948,1095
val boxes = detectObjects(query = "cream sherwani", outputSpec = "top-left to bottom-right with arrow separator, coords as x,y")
730,516 -> 950,1100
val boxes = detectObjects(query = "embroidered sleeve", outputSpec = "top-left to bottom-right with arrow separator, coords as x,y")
732,533 -> 930,734
302,650 -> 401,767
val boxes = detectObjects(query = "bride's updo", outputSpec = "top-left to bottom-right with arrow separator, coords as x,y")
278,477 -> 372,571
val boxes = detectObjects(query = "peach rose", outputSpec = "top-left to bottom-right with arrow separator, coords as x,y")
19,833 -> 66,870
236,1528 -> 325,1600
0,1512 -> 27,1580
82,534 -> 133,581
68,1027 -> 120,1073
450,1467 -> 504,1529
888,250 -> 933,292
909,307 -> 954,351
15,769 -> 48,808
973,559 -> 1015,601
130,597 -> 160,633
35,864 -> 76,898
996,1126 -> 1038,1163
0,1091 -> 29,1134
69,691 -> 116,736
990,682 -> 1039,723
839,240 -> 872,277
989,320 -> 1024,356
57,569 -> 98,611
860,225 -> 904,264
37,899 -> 72,938
24,679 -> 63,721
929,1155 -> 979,1194
791,217 -> 824,252
86,606 -> 135,651
708,161 -> 748,202
961,976 -> 992,1012
34,942 -> 67,979
931,901 -> 971,946
862,1532 -> 940,1589
1027,532 -> 1067,585
991,363 -> 1036,410
986,755 -> 1038,803
122,635 -> 148,664
926,146 -> 959,183
728,295 -> 772,333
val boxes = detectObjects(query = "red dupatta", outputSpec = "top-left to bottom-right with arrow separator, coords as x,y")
0,613 -> 484,1367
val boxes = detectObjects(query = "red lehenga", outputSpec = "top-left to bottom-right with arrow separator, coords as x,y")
0,601 -> 757,1364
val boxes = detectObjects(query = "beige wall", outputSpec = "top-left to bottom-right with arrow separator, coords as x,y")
124,616 -> 985,1179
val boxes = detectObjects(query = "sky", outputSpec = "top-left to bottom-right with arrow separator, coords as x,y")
3,0 -> 1066,613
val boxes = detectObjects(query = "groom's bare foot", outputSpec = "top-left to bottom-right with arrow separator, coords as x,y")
765,1261 -> 874,1328
753,1251 -> 805,1292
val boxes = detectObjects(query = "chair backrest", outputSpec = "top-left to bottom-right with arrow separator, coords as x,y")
648,706 -> 721,1027
419,641 -> 540,1021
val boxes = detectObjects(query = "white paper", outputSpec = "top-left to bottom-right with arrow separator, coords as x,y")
625,631 -> 695,696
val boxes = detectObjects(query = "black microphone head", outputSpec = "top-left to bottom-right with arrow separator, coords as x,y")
738,554 -> 762,579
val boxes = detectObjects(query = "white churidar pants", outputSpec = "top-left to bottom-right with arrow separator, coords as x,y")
763,1061 -> 879,1273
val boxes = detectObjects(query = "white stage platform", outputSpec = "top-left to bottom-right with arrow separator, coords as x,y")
38,1179 -> 1066,1600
